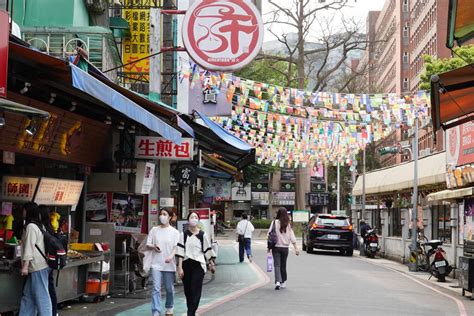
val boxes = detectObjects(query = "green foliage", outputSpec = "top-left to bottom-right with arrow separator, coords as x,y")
251,219 -> 273,229
419,45 -> 474,90
243,164 -> 279,184
234,59 -> 299,88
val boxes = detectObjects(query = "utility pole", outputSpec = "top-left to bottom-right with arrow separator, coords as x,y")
409,111 -> 419,272
362,146 -> 366,219
294,0 -> 307,212
337,159 -> 340,212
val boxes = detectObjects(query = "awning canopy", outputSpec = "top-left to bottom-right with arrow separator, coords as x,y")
0,99 -> 50,119
447,0 -> 474,48
182,112 -> 255,170
71,64 -> 182,144
426,187 -> 474,202
352,152 -> 446,196
431,63 -> 474,131
197,166 -> 233,180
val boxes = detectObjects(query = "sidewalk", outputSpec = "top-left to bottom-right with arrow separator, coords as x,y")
116,240 -> 267,316
356,251 -> 466,298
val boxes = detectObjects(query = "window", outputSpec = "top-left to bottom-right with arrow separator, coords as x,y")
403,52 -> 409,63
432,205 -> 451,243
389,208 -> 402,237
403,0 -> 409,12
403,78 -> 409,90
403,23 -> 409,37
372,209 -> 382,235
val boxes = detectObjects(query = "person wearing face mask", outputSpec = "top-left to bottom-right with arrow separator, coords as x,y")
146,209 -> 180,316
176,211 -> 216,316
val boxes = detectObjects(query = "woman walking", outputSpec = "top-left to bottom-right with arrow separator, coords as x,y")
177,211 -> 216,316
19,202 -> 52,316
146,209 -> 180,316
268,207 -> 300,290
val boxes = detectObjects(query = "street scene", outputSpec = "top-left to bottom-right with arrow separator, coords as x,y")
1,0 -> 474,315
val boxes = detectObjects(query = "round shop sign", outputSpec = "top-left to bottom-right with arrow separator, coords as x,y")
182,0 -> 264,71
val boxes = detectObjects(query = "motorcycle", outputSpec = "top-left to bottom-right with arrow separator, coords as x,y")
364,229 -> 380,258
423,240 -> 452,282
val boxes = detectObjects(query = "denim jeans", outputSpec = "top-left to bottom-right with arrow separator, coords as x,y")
19,267 -> 52,316
239,238 -> 252,262
151,269 -> 175,314
272,247 -> 289,283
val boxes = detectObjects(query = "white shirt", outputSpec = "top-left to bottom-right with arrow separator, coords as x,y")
146,225 -> 180,272
236,219 -> 254,238
176,230 -> 216,272
21,223 -> 48,272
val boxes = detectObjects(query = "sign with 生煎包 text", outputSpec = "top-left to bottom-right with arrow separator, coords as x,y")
182,0 -> 264,71
135,136 -> 194,160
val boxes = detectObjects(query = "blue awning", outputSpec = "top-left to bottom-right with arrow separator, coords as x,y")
195,111 -> 253,152
70,64 -> 182,144
197,166 -> 233,180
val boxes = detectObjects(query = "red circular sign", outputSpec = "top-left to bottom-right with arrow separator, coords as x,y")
182,0 -> 264,71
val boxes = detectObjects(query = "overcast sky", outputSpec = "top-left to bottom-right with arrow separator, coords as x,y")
262,0 -> 386,42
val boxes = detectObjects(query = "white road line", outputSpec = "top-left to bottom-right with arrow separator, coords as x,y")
359,258 -> 467,316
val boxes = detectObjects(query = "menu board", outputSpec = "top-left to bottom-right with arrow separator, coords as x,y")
2,176 -> 39,202
34,178 -> 84,208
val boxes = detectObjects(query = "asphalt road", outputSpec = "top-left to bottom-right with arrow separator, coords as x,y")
205,241 -> 472,316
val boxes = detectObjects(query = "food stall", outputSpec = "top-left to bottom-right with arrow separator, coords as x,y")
0,176 -> 111,312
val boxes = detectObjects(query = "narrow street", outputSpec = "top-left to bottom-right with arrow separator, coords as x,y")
204,241 -> 470,316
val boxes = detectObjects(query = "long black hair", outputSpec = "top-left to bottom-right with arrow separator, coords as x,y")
276,207 -> 290,233
38,205 -> 54,234
24,202 -> 41,225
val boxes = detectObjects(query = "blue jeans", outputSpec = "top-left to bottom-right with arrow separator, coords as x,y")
239,238 -> 252,262
19,267 -> 52,316
151,269 -> 175,314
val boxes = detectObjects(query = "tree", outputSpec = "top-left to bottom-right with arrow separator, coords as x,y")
234,59 -> 299,88
419,45 -> 474,90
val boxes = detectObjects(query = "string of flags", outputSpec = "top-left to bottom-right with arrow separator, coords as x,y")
179,59 -> 431,169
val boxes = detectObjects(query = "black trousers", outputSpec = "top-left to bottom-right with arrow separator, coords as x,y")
48,270 -> 57,316
182,259 -> 205,316
272,247 -> 289,283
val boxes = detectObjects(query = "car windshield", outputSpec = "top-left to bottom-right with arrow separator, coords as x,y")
317,217 -> 349,227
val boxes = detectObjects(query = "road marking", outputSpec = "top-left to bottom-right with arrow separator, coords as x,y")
359,258 -> 467,316
197,246 -> 271,315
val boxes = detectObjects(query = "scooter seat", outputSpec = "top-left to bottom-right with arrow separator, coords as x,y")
425,240 -> 443,247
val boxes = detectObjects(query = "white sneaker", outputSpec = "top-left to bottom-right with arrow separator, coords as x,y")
275,281 -> 281,290
165,307 -> 174,315
281,281 -> 286,288
152,312 -> 160,316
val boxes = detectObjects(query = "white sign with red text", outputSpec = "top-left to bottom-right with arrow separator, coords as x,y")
182,0 -> 264,71
34,178 -> 84,207
135,136 -> 194,161
2,176 -> 39,202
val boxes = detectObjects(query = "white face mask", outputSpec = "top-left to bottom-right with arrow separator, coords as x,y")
159,215 -> 169,225
189,218 -> 199,227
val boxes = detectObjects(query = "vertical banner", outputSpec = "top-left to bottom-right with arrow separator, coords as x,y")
0,10 -> 9,98
122,1 -> 150,82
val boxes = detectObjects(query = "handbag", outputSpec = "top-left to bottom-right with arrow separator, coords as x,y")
267,220 -> 278,249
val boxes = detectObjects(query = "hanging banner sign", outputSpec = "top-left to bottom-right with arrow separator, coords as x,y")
135,136 -> 194,160
182,0 -> 264,71
0,10 -> 9,98
34,178 -> 84,207
2,176 -> 39,202
446,122 -> 474,167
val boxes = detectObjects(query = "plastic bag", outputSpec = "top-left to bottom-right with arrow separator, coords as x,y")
266,254 -> 273,272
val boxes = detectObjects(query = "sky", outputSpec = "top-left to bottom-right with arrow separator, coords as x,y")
262,0 -> 386,42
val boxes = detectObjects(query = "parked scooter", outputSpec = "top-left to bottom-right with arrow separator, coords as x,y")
364,229 -> 380,258
423,240 -> 452,282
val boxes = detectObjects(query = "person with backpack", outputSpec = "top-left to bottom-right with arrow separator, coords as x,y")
19,202 -> 52,316
236,213 -> 255,263
267,207 -> 300,290
146,208 -> 180,316
176,211 -> 216,316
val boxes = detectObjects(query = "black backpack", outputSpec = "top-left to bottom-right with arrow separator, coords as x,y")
33,223 -> 67,271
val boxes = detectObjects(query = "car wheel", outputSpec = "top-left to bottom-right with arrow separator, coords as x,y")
306,243 -> 313,254
346,249 -> 354,257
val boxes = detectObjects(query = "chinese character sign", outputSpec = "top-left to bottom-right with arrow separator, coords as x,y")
2,176 -> 39,202
34,178 -> 84,207
122,1 -> 150,82
182,0 -> 264,71
173,164 -> 197,186
135,136 -> 194,160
